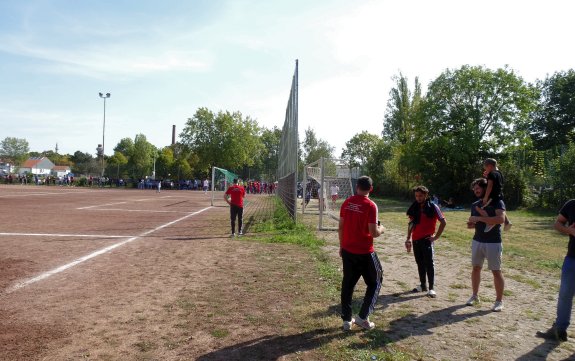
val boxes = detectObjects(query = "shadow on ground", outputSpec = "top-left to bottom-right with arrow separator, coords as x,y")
515,337 -> 574,361
195,328 -> 348,361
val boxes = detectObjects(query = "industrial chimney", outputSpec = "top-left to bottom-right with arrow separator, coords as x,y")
172,125 -> 176,145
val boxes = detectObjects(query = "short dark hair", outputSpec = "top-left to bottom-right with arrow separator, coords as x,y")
412,185 -> 429,195
233,178 -> 238,184
356,176 -> 373,191
471,177 -> 487,189
484,158 -> 497,167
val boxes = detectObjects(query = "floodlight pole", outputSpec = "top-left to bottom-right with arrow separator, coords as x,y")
99,92 -> 111,177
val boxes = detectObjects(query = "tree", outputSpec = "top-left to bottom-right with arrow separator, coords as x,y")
180,108 -> 262,174
530,69 -> 575,150
130,134 -> 155,178
341,131 -> 380,169
383,74 -> 423,143
251,126 -> 281,180
114,137 -> 135,158
70,151 -> 99,175
419,65 -> 537,202
424,65 -> 537,152
0,137 -> 29,164
106,151 -> 128,178
155,147 -> 175,179
301,127 -> 334,165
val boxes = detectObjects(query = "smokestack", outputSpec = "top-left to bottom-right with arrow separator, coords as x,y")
172,125 -> 176,145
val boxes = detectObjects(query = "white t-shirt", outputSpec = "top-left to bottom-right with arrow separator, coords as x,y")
330,185 -> 339,196
203,180 -> 209,187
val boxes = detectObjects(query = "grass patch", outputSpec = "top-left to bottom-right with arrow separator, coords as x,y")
247,197 -> 420,360
507,274 -> 542,289
211,329 -> 229,338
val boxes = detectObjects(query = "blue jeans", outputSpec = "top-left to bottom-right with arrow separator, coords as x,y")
556,256 -> 575,331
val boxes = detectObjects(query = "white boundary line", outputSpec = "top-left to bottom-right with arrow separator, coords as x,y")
0,190 -> 95,198
77,201 -> 127,210
0,232 -> 138,239
76,196 -> 174,210
82,208 -> 192,214
3,206 -> 212,295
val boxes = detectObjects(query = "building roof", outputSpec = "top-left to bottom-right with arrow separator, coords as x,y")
21,157 -> 54,169
52,165 -> 71,171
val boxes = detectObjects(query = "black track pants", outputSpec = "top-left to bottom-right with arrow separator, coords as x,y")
230,204 -> 243,234
413,237 -> 435,290
341,249 -> 383,321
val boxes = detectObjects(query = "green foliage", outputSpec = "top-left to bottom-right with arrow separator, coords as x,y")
530,70 -> 575,150
383,73 -> 423,143
341,131 -> 380,170
253,198 -> 323,249
374,67 -> 537,206
70,151 -> 98,175
0,137 -> 29,164
106,151 -> 128,179
180,108 -> 262,175
250,126 -> 281,180
302,127 -> 334,165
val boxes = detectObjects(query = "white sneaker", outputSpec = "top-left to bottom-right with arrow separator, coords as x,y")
354,316 -> 375,330
342,318 -> 355,331
238,231 -> 243,236
427,290 -> 437,298
492,300 -> 504,312
466,295 -> 480,306
230,233 -> 236,238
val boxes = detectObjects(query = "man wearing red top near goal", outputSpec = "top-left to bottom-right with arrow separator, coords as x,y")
339,176 -> 385,331
224,178 -> 246,237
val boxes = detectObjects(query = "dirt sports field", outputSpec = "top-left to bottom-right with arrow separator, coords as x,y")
1,185 -> 575,360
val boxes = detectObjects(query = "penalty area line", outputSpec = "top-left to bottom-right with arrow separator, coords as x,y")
0,232 -> 138,239
3,206 -> 212,295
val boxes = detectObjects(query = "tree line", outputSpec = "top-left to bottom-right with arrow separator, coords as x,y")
340,66 -> 575,209
0,108 -> 282,182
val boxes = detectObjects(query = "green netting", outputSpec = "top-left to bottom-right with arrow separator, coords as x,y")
213,167 -> 238,191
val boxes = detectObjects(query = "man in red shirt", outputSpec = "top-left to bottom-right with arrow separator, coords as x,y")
339,176 -> 385,331
405,185 -> 446,298
224,178 -> 246,237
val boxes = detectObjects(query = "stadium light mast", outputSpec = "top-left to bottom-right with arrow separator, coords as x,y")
98,92 -> 111,177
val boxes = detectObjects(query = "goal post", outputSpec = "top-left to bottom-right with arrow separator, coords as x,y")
302,157 -> 355,230
211,166 -> 239,206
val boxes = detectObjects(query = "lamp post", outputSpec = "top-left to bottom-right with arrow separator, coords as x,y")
98,92 -> 111,177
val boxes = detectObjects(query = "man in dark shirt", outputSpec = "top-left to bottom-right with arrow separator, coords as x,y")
537,199 -> 575,342
466,178 -> 506,312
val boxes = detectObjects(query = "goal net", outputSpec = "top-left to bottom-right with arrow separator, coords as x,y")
211,166 -> 239,207
302,158 -> 355,230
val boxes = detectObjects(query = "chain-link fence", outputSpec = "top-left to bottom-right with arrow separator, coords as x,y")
277,60 -> 299,220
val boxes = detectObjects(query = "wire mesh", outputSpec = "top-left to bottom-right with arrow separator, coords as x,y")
277,60 -> 299,221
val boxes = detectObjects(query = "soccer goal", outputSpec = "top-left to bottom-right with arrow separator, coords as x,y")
211,166 -> 239,207
302,157 -> 355,230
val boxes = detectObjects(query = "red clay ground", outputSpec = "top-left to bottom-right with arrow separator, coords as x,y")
0,185 -> 329,361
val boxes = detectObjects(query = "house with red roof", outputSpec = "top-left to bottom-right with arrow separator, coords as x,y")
18,157 -> 55,175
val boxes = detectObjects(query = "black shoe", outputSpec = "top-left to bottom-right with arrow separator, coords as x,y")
536,327 -> 568,342
412,285 -> 428,293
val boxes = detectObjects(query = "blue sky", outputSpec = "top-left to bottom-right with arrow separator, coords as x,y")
1,0 -> 574,157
